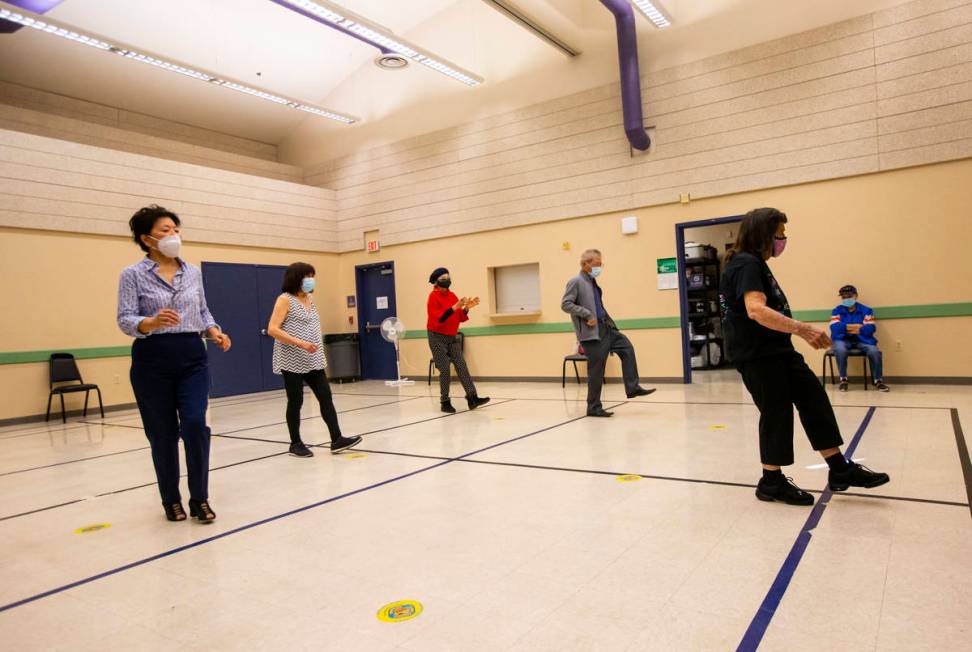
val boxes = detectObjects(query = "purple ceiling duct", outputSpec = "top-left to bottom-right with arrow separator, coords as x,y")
0,0 -> 67,34
599,0 -> 651,151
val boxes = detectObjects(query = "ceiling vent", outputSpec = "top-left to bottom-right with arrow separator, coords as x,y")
375,54 -> 409,70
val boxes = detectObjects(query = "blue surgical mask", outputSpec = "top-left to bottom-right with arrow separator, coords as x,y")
301,277 -> 316,293
590,266 -> 602,278
842,298 -> 856,308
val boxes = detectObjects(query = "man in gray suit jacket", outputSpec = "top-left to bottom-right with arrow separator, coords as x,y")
561,249 -> 654,416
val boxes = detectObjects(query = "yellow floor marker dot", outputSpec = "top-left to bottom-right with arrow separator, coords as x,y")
616,474 -> 642,483
376,599 -> 423,623
74,523 -> 110,534
709,425 -> 727,430
346,453 -> 367,460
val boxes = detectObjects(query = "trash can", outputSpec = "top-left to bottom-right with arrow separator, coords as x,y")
324,333 -> 360,383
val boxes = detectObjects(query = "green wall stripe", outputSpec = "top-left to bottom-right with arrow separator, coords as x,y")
0,346 -> 131,365
794,302 -> 972,322
791,309 -> 834,322
4,302 -> 970,363
404,302 -> 972,339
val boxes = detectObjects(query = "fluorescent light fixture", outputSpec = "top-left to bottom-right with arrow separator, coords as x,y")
272,0 -> 484,86
0,6 -> 111,48
0,2 -> 357,123
629,0 -> 671,28
482,0 -> 581,57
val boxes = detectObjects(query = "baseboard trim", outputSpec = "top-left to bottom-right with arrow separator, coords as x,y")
0,401 -> 138,428
5,375 -> 969,425
822,376 -> 972,386
468,376 -> 685,384
885,376 -> 972,385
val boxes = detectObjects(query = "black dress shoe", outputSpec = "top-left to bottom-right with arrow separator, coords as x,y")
829,462 -> 890,492
467,395 -> 491,410
586,409 -> 614,417
626,387 -> 656,398
163,502 -> 187,522
441,400 -> 456,413
755,477 -> 814,506
188,499 -> 216,523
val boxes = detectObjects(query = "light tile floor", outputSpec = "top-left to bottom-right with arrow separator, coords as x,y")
0,372 -> 969,651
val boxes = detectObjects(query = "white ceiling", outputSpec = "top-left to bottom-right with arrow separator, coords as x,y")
0,0 -> 909,161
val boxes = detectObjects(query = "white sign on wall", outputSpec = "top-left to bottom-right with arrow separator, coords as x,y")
376,296 -> 389,310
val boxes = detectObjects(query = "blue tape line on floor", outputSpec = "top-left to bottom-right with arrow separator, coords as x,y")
0,400 -> 616,614
736,406 -> 876,652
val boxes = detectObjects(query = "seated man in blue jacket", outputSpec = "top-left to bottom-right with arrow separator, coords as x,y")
830,285 -> 889,392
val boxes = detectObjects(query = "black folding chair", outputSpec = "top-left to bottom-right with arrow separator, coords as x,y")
427,332 -> 466,385
562,354 -> 587,387
821,349 -> 871,390
46,353 -> 104,423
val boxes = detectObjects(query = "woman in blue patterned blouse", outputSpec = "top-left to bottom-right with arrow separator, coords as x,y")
117,205 -> 231,523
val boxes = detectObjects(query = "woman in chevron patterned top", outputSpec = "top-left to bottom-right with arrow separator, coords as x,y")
267,262 -> 361,458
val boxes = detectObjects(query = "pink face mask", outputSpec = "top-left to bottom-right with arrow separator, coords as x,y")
772,236 -> 787,257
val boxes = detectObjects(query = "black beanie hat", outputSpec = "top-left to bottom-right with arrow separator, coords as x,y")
429,267 -> 449,284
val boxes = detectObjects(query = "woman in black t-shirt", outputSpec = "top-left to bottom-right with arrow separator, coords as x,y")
720,208 -> 889,506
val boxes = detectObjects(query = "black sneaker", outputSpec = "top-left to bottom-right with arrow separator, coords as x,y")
755,476 -> 814,506
829,462 -> 890,492
330,435 -> 363,454
874,382 -> 890,392
467,395 -> 490,410
441,400 -> 456,414
289,442 -> 314,458
626,387 -> 656,398
839,380 -> 849,392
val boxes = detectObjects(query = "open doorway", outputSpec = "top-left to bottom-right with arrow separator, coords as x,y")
675,215 -> 743,383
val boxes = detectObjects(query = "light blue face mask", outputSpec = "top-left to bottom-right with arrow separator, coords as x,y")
590,266 -> 602,278
842,298 -> 856,308
301,277 -> 316,293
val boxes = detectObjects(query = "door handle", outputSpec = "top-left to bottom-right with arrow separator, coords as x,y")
260,329 -> 268,336
365,322 -> 381,332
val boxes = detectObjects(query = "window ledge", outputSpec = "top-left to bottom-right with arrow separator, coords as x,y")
489,311 -> 542,319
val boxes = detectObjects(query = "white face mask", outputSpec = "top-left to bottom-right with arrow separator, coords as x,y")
149,234 -> 182,258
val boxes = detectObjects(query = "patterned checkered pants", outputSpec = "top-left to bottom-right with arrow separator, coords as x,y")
428,331 -> 477,402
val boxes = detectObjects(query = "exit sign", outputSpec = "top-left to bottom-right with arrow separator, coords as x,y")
366,239 -> 380,253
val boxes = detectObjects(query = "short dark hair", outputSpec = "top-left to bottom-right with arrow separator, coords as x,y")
282,262 -> 316,294
727,208 -> 787,261
129,205 -> 180,253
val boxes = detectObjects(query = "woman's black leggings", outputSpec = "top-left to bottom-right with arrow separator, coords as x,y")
281,369 -> 342,443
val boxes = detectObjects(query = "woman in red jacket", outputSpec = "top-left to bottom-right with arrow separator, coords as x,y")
427,267 -> 490,413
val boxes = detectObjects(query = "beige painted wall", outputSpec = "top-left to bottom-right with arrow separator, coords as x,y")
298,0 -> 972,252
0,129 -> 339,252
0,82 -> 303,181
336,158 -> 971,380
0,227 -> 339,421
1,158 -> 970,421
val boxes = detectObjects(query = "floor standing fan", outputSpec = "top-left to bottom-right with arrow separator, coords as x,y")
380,317 -> 415,386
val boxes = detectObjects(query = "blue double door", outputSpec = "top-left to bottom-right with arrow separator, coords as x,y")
356,261 -> 399,380
201,262 -> 287,398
